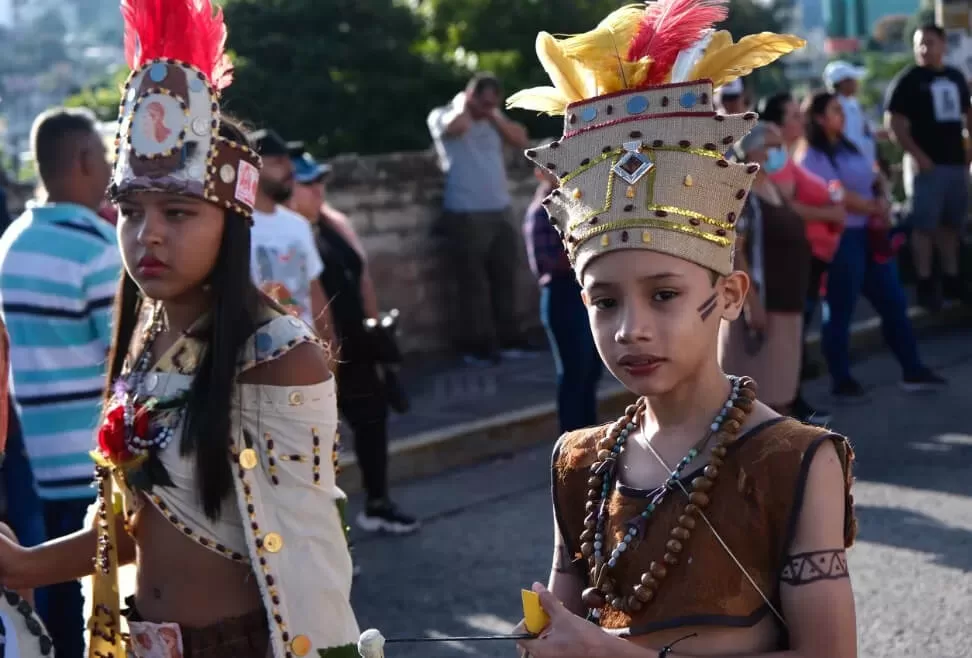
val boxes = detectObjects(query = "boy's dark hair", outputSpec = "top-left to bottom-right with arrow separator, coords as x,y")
757,92 -> 793,127
30,107 -> 98,188
916,23 -> 946,40
468,72 -> 502,96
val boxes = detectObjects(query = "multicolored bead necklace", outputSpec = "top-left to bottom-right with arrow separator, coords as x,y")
580,375 -> 758,618
121,305 -> 186,456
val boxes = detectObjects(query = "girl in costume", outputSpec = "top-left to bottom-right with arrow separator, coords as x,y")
0,2 -> 360,657
505,2 -> 858,657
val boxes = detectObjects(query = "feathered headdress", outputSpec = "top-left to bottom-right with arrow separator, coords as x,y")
508,0 -> 804,115
108,0 -> 261,217
511,0 -> 806,279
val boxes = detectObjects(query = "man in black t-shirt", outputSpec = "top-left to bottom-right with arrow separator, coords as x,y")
885,23 -> 972,310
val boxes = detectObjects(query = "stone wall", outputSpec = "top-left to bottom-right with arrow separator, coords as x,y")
1,147 -> 548,356
325,147 -> 546,355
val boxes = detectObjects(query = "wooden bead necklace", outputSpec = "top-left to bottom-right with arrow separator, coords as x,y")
579,375 -> 758,619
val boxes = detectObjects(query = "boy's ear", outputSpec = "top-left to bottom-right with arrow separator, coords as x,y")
720,270 -> 750,321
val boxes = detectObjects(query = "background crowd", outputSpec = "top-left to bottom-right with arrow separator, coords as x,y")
0,13 -> 970,658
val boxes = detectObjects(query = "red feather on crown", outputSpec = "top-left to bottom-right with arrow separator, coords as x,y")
627,0 -> 729,86
122,0 -> 234,90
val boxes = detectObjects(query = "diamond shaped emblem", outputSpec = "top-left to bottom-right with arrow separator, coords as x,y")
613,150 -> 654,185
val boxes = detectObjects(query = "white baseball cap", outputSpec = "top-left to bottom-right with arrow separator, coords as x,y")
717,78 -> 744,96
823,61 -> 866,89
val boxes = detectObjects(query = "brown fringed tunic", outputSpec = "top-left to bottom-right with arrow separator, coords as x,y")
552,417 -> 856,643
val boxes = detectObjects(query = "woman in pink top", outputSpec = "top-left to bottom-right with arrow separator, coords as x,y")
758,92 -> 845,425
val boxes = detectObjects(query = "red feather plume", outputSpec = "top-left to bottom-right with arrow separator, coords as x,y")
122,0 -> 234,90
627,0 -> 728,86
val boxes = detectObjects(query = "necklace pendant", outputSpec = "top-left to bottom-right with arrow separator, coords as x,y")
581,587 -> 607,609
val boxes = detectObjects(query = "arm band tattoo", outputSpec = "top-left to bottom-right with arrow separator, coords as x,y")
779,549 -> 848,585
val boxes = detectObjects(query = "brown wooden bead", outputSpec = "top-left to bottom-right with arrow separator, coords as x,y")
587,488 -> 600,500
677,515 -> 696,530
627,596 -> 644,613
722,419 -> 741,433
581,542 -> 594,558
709,457 -> 725,469
711,445 -> 728,458
588,476 -> 602,488
671,527 -> 690,541
727,407 -> 746,422
634,584 -> 654,602
704,465 -> 720,479
585,500 -> 596,513
663,552 -> 680,566
692,476 -> 713,492
581,587 -> 607,608
740,387 -> 757,400
597,449 -> 612,461
611,597 -> 625,610
584,513 -> 597,529
625,404 -> 640,417
666,539 -> 683,553
734,399 -> 753,413
684,503 -> 701,516
689,492 -> 710,508
602,579 -> 615,594
581,528 -> 595,542
650,561 -> 668,579
640,573 -> 658,588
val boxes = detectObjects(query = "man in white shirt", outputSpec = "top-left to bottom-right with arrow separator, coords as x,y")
715,78 -> 748,114
248,129 -> 337,359
824,60 -> 878,167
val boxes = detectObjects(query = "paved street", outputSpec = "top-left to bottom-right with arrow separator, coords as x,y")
347,326 -> 972,658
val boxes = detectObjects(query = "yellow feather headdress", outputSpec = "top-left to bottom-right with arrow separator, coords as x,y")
508,1 -> 805,116
511,0 -> 806,278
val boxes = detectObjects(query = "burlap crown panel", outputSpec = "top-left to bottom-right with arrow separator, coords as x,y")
525,80 -> 759,276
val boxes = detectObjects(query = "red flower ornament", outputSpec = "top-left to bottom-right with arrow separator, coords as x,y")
96,402 -> 149,466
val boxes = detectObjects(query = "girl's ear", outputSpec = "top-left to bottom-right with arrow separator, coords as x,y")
720,270 -> 750,321
580,288 -> 591,307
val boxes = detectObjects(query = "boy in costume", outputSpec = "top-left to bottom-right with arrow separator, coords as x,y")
507,2 -> 858,657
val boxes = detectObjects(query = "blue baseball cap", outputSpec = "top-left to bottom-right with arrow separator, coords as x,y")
288,141 -> 331,184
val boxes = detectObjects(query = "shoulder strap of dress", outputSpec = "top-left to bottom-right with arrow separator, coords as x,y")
237,312 -> 322,376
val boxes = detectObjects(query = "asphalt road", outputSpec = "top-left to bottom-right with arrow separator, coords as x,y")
347,327 -> 972,658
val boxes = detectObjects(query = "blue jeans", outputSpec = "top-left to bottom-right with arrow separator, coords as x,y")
540,276 -> 602,433
821,228 -> 924,385
41,498 -> 90,658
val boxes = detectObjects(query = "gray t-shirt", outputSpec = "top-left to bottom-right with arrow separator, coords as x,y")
428,97 -> 512,213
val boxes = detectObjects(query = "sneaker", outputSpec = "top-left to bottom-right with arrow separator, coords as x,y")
900,368 -> 947,393
832,378 -> 867,401
791,396 -> 833,426
356,499 -> 420,535
943,276 -> 972,305
916,277 -> 942,313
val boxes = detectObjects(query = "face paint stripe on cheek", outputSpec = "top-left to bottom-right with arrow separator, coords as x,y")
697,292 -> 718,322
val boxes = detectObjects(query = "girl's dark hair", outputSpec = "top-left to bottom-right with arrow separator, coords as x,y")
802,89 -> 859,168
104,117 -> 261,519
757,91 -> 793,127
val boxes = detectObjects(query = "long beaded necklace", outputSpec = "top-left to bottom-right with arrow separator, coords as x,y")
580,375 -> 758,619
121,304 -> 185,456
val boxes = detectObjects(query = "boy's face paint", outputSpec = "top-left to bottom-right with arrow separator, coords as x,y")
581,251 -> 748,397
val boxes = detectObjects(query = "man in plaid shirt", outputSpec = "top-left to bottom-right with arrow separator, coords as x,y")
523,169 -> 602,432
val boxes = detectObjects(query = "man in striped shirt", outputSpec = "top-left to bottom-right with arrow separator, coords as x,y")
0,107 -> 117,658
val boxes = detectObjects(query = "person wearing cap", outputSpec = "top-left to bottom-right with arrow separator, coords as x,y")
885,22 -> 972,310
506,8 -> 856,658
248,128 -> 338,362
715,78 -> 747,114
286,146 -> 419,535
824,60 -> 877,168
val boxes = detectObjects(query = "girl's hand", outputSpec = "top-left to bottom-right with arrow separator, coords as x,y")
516,583 -> 620,658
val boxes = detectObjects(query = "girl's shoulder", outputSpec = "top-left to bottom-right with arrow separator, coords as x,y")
236,308 -> 327,383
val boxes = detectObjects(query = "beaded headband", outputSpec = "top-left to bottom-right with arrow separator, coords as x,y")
107,0 -> 262,218
508,0 -> 804,276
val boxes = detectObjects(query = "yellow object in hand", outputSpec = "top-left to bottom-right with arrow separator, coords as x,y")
521,589 -> 550,634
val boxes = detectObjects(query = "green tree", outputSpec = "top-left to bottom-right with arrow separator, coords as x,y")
65,69 -> 129,122
221,0 -> 464,156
